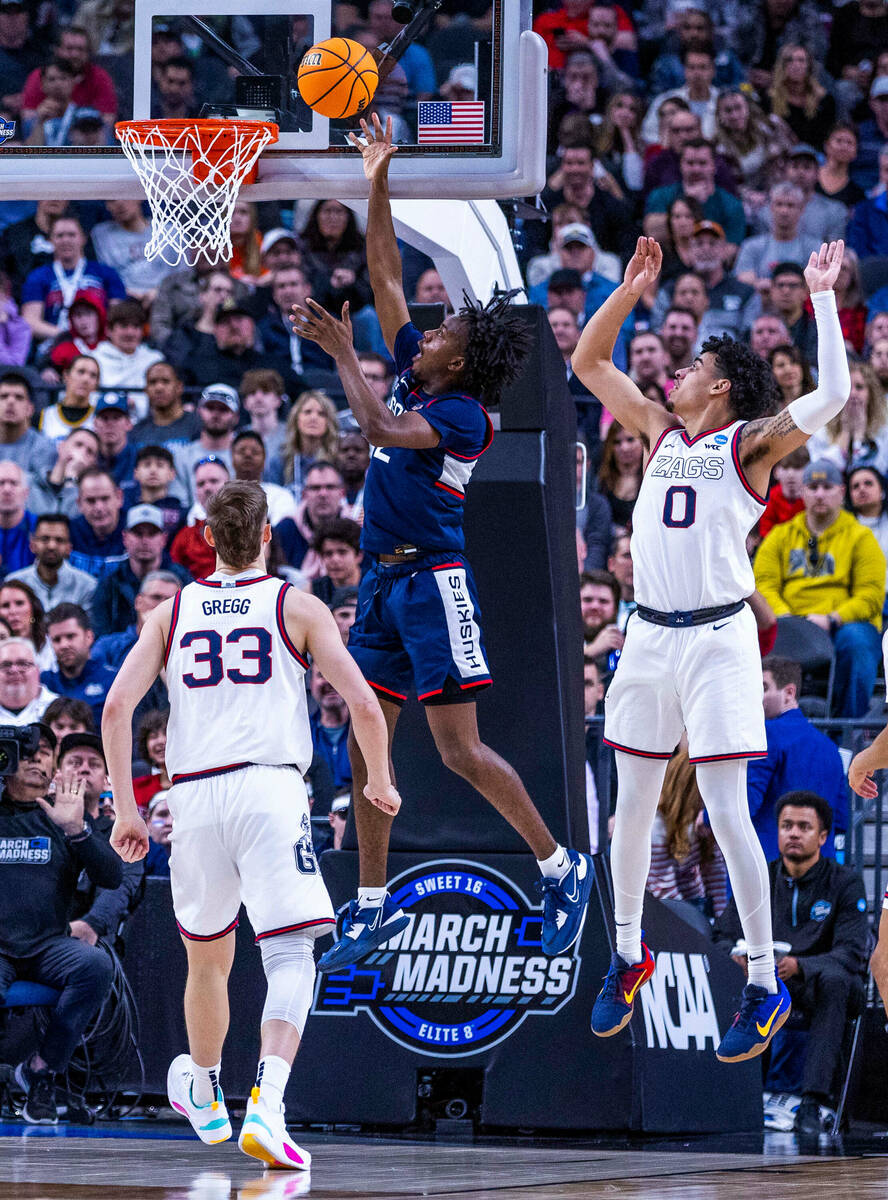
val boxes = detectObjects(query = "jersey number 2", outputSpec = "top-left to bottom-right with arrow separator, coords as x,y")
662,485 -> 697,528
180,627 -> 272,688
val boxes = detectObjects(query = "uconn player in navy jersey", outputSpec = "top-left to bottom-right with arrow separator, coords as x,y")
292,114 -> 594,972
573,237 -> 850,1063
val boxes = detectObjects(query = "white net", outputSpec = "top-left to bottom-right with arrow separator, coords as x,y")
115,120 -> 278,266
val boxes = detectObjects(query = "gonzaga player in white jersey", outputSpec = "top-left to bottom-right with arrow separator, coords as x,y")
102,481 -> 399,1172
573,238 -> 850,1064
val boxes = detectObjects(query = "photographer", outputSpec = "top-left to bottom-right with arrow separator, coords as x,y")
0,724 -> 121,1124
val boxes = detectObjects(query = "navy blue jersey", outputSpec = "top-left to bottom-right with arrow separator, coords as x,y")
361,323 -> 493,555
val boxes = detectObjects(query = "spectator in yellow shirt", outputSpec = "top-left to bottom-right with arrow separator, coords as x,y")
754,460 -> 886,717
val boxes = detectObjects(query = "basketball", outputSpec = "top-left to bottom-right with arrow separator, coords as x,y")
297,37 -> 378,120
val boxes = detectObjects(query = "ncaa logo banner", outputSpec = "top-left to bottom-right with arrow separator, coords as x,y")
313,859 -> 582,1057
0,120 -> 16,146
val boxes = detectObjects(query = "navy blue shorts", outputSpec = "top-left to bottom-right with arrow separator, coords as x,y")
348,553 -> 492,705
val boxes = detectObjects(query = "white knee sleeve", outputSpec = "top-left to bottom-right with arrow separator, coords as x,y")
259,932 -> 316,1034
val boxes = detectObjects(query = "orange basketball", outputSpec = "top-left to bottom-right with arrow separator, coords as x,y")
297,37 -> 379,120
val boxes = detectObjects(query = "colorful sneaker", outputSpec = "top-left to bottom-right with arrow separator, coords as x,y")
239,1088 -> 311,1170
14,1061 -> 57,1125
716,977 -> 791,1063
167,1054 -> 232,1144
317,894 -> 409,973
537,850 -> 595,955
590,942 -> 656,1037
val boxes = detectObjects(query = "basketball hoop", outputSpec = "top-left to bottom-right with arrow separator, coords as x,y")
115,118 -> 279,266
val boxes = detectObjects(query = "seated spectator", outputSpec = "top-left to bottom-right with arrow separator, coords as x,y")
38,354 -> 99,443
227,200 -> 263,284
870,336 -> 888,396
529,223 -> 624,319
311,517 -> 363,606
160,268 -> 232,371
758,444 -> 809,539
848,171 -> 888,261
309,666 -> 351,798
182,301 -> 264,392
231,431 -> 295,526
769,344 -> 814,410
41,603 -> 116,727
68,468 -> 126,578
541,140 -> 635,262
644,139 -> 746,258
90,504 -> 188,638
0,581 -> 54,671
169,457 -> 230,580
852,75 -> 888,194
241,368 -> 287,477
769,262 -> 818,364
274,461 -> 348,577
749,656 -> 848,860
644,105 -> 737,198
817,124 -> 865,213
132,708 -> 171,815
596,421 -> 642,534
0,200 -> 68,303
28,427 -> 99,519
580,568 -> 623,664
754,460 -> 886,718
335,431 -> 369,514
0,460 -> 35,572
0,639 -> 57,723
414,268 -> 453,309
641,46 -> 720,143
649,4 -> 743,94
144,790 -> 172,877
0,723 -> 119,1124
257,228 -> 302,279
648,747 -> 727,924
89,200 -> 172,308
171,384 -> 238,504
0,0 -> 45,119
607,532 -> 635,630
593,92 -> 645,201
123,445 -> 184,539
20,215 -> 125,351
281,391 -> 341,504
355,354 -> 392,407
44,291 -> 105,376
575,440 -> 613,570
848,465 -> 888,562
22,58 -> 79,147
7,514 -> 97,611
668,220 -> 758,343
92,392 -> 135,485
301,199 -> 371,314
766,43 -> 836,149
129,361 -> 199,451
527,202 -> 600,290
154,55 -> 198,120
628,331 -> 672,398
149,257 -> 248,348
773,145 -> 848,251
92,300 -> 163,412
323,792 -> 349,853
255,264 -> 334,391
0,271 -> 31,366
713,791 -> 867,1138
808,361 -> 888,475
93,569 -> 180,671
42,696 -> 95,741
736,184 -> 819,306
329,585 -> 358,644
659,307 -> 700,376
0,372 -> 56,478
714,89 -> 788,193
828,248 -> 868,357
22,26 -> 115,124
750,313 -> 793,360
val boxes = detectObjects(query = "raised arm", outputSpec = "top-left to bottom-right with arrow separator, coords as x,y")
738,241 -> 851,491
571,237 -> 679,448
348,114 -> 410,354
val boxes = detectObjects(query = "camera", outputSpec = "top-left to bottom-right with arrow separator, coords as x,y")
0,724 -> 41,776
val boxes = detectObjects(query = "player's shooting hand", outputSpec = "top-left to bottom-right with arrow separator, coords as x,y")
289,298 -> 354,359
36,770 -> 85,837
849,749 -> 879,799
804,240 -> 844,294
110,815 -> 150,862
347,113 -> 398,184
364,780 -> 402,817
623,237 -> 662,297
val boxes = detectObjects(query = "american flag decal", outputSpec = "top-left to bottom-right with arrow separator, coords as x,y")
417,101 -> 486,145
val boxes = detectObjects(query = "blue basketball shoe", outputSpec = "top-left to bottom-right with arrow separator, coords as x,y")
317,894 -> 410,973
537,849 -> 595,955
590,941 -> 656,1036
716,976 -> 791,1062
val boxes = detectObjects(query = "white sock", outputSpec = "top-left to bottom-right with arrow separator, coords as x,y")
610,752 -> 671,966
191,1060 -> 220,1106
746,944 -> 777,991
255,1054 -> 290,1110
357,886 -> 387,909
537,845 -> 569,879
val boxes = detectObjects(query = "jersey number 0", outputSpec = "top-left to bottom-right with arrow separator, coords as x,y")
180,627 -> 273,688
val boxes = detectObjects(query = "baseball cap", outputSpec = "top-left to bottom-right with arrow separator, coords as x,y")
72,107 -> 103,127
786,143 -> 818,161
27,722 -> 56,752
548,268 -> 585,292
148,789 -> 170,815
126,503 -> 165,531
329,586 -> 359,611
872,76 -> 888,100
199,383 -> 239,412
94,391 -> 129,416
331,793 -> 350,815
803,460 -> 844,487
58,731 -> 105,764
692,219 -> 725,239
444,63 -> 477,92
558,222 -> 596,248
260,227 -> 298,256
214,299 -> 254,323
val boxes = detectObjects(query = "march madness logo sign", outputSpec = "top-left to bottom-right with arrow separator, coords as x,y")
312,859 -> 582,1057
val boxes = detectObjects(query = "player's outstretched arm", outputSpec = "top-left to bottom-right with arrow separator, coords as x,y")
296,591 -> 401,816
348,113 -> 410,354
102,603 -> 170,861
849,725 -> 888,798
571,237 -> 678,447
739,241 -> 850,477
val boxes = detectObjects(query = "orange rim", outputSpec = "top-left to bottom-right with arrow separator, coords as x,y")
114,118 -> 279,151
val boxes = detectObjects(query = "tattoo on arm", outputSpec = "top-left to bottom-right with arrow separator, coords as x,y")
739,409 -> 800,464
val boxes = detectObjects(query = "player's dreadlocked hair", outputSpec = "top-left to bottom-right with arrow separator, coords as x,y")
456,288 -> 533,408
699,334 -> 782,421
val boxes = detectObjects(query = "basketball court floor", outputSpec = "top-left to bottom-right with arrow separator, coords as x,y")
1,1121 -> 887,1198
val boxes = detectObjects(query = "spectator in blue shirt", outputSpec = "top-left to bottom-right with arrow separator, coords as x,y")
41,602 -> 117,727
645,139 -> 746,255
92,568 -> 181,670
68,468 -> 127,578
748,656 -> 848,861
847,188 -> 888,260
367,0 -> 436,98
0,461 -> 36,573
144,791 -> 172,878
308,665 -> 351,805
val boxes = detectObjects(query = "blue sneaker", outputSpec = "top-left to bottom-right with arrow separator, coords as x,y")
716,976 -> 791,1063
590,942 -> 656,1037
317,894 -> 409,973
537,849 -> 594,955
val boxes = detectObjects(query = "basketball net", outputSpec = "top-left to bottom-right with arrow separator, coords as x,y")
115,119 -> 279,266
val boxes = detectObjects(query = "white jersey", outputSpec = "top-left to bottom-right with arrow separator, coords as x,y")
164,570 -> 313,781
632,420 -> 765,611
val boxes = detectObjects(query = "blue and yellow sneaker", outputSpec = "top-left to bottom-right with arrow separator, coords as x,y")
716,976 -> 791,1063
317,893 -> 409,973
590,942 -> 656,1037
167,1054 -> 232,1144
537,849 -> 595,955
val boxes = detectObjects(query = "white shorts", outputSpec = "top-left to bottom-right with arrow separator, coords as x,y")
167,764 -> 335,943
603,603 -> 767,764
